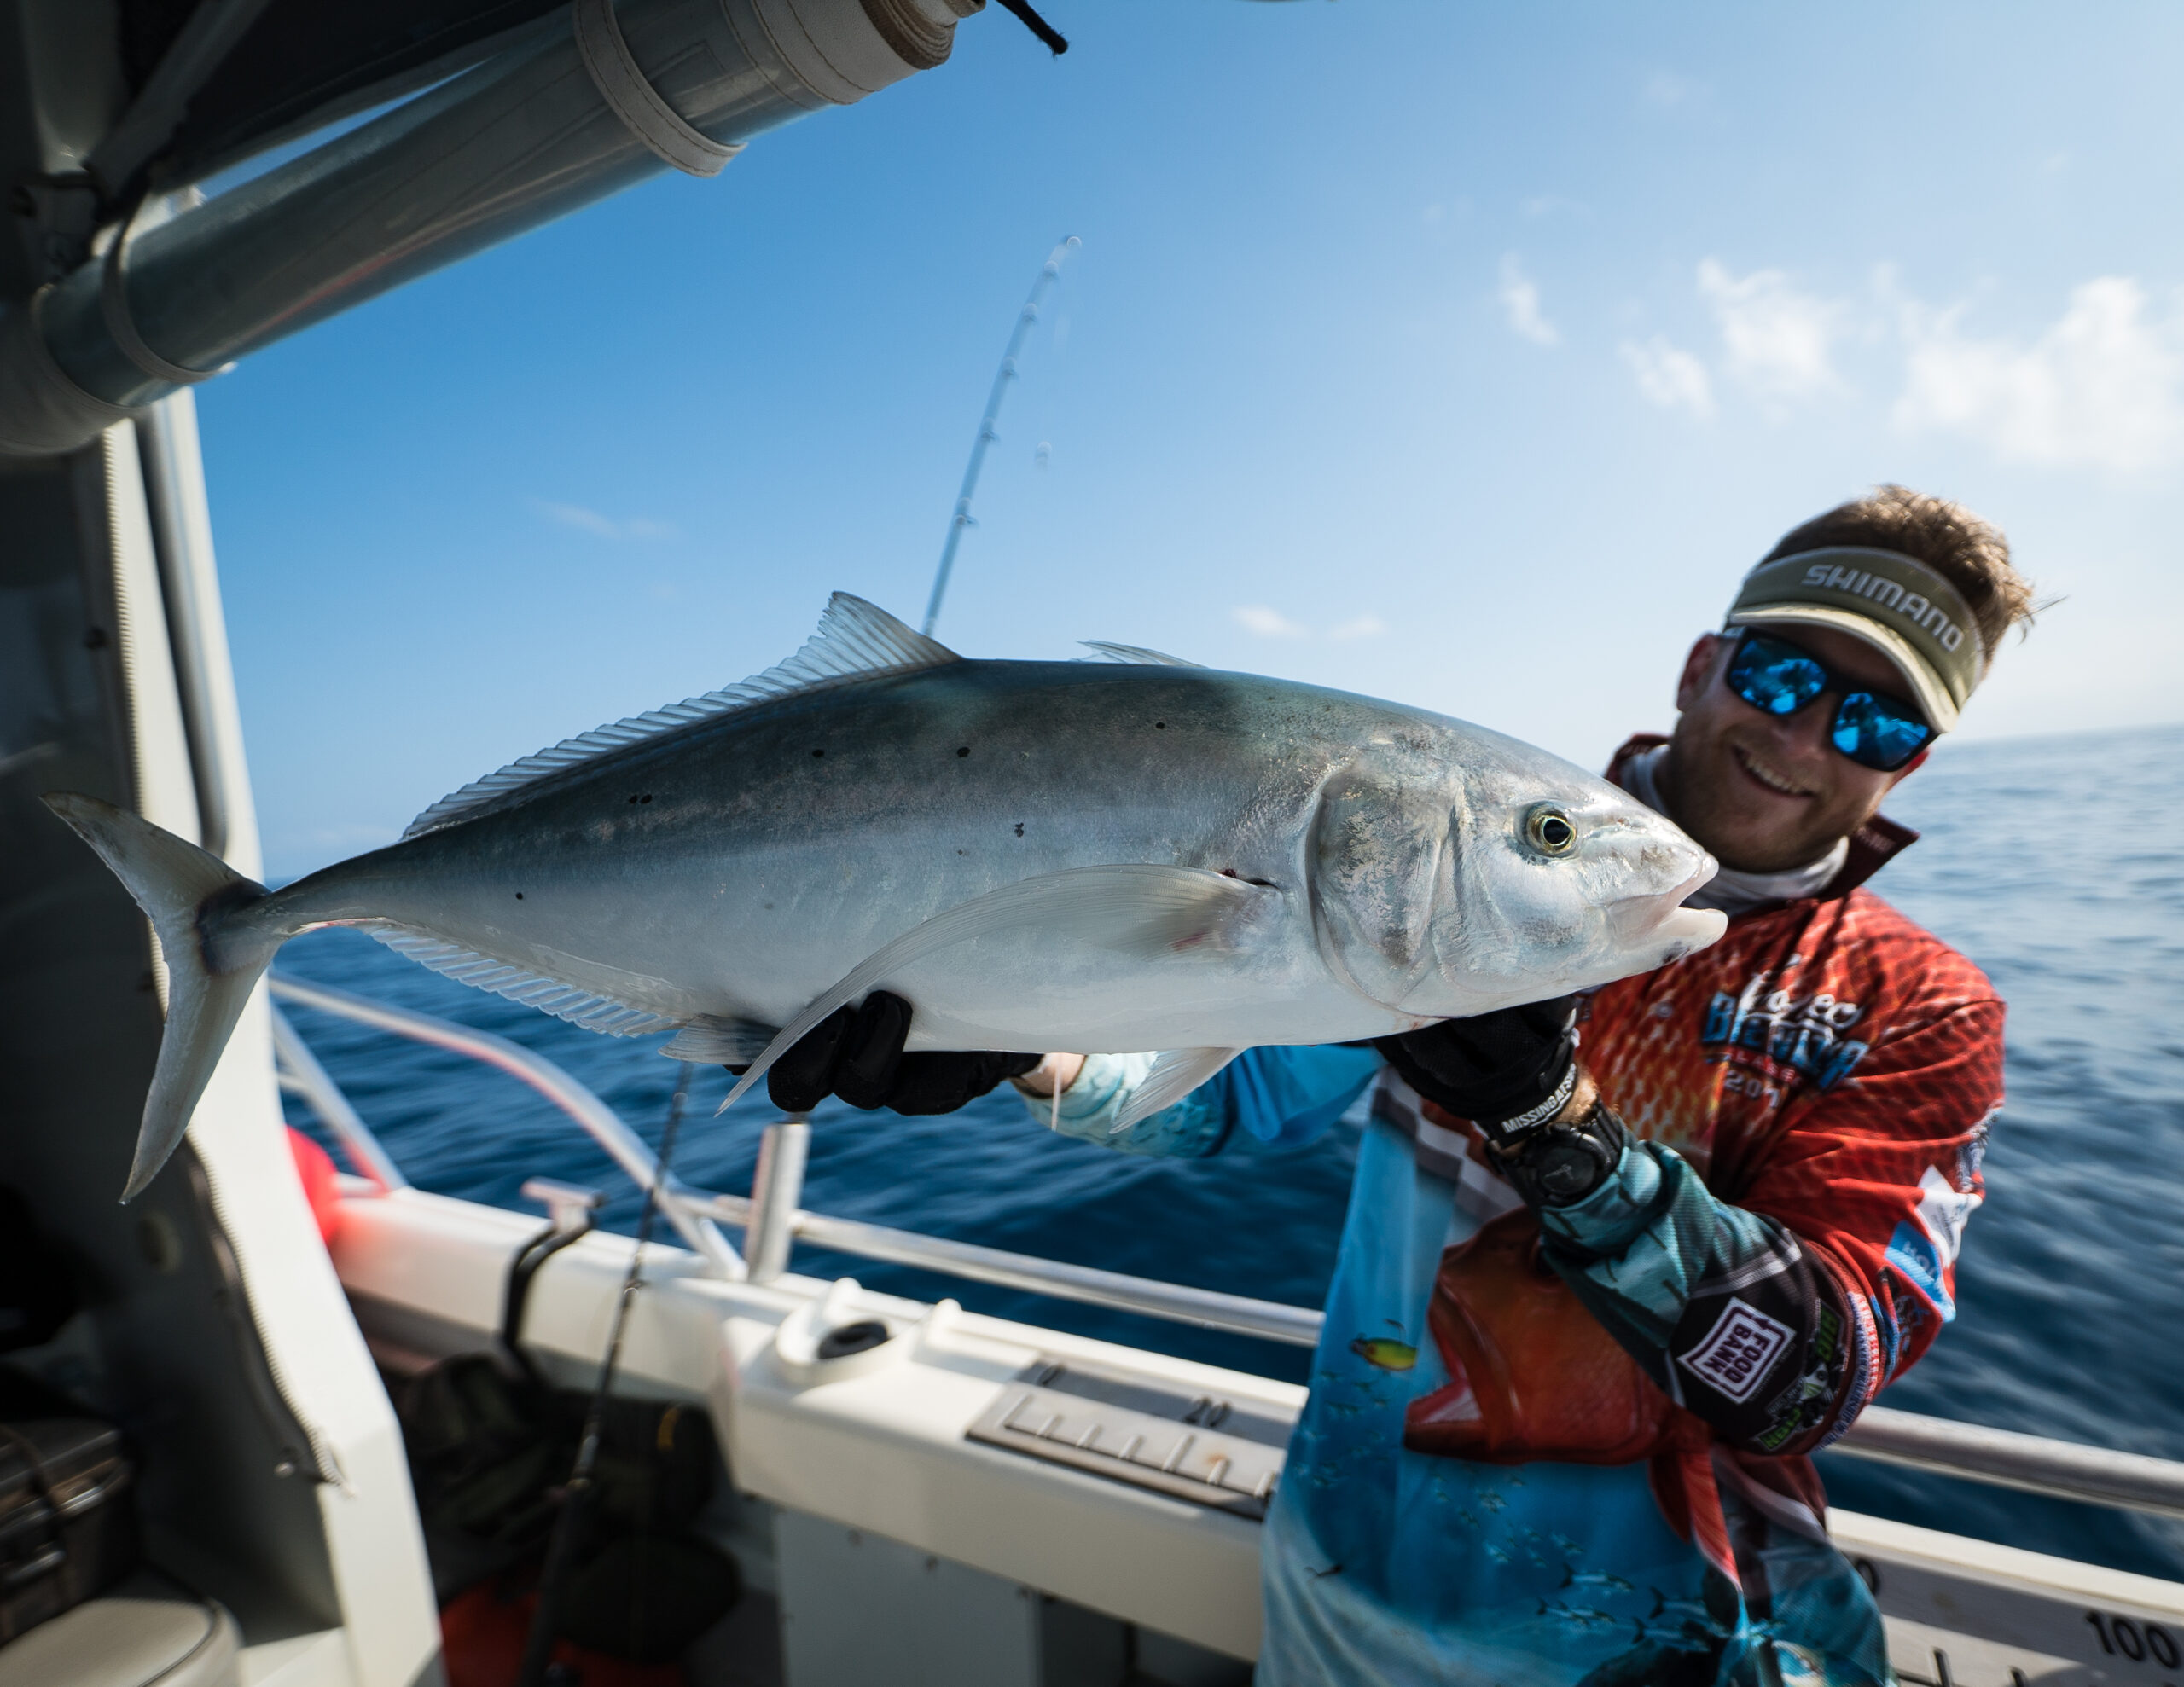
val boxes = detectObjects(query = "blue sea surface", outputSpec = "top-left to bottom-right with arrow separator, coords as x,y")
275,723 -> 2184,1582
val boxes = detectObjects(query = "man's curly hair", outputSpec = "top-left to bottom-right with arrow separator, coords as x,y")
1763,484 -> 2037,660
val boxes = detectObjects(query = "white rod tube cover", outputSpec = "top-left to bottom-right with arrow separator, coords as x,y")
0,0 -> 980,455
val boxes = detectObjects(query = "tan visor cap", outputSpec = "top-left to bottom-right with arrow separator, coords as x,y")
1724,548 -> 1986,733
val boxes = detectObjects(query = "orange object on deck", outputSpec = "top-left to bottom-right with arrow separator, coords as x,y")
286,1128 -> 342,1244
439,1576 -> 687,1687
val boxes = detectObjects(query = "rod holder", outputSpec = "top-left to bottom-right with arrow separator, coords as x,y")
0,0 -> 975,455
745,1117 -> 810,1285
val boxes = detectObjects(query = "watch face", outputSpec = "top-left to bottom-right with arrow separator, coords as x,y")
1521,1125 -> 1618,1205
1532,1137 -> 1598,1198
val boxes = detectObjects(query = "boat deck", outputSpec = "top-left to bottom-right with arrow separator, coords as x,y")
340,1180 -> 2184,1687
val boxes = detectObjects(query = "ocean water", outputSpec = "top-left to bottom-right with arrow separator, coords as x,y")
274,722 -> 2184,1582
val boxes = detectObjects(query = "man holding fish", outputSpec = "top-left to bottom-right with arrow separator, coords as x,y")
53,459 -> 2024,1679
781,487 -> 2034,1685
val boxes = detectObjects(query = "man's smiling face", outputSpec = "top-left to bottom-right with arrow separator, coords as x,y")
1661,623 -> 1926,873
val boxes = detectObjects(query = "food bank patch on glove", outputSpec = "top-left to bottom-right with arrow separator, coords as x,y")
1676,1298 -> 1795,1403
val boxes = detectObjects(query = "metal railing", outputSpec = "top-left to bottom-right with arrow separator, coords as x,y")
698,1187 -> 1322,1348
270,1003 -> 408,1191
268,976 -> 741,1277
1829,1406 -> 2184,1521
270,972 -> 2184,1523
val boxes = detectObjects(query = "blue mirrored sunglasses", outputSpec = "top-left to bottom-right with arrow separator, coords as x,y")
1724,630 -> 1935,773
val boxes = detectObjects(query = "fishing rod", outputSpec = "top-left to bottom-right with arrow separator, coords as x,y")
517,1062 -> 696,1687
921,234 -> 1081,637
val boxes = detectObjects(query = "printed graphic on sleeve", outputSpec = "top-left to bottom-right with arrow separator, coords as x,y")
1885,1223 -> 1954,1322
1914,1162 -> 1980,1263
1676,1297 -> 1795,1403
1885,1163 -> 1981,1324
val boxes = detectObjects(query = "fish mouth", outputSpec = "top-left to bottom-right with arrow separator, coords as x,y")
1604,855 -> 1722,950
1670,855 -> 1718,907
1647,902 -> 1728,962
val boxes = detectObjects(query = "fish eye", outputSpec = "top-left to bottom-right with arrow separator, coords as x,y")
1525,805 -> 1577,857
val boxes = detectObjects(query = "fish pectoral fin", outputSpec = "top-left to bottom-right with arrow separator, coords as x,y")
660,1015 -> 781,1064
717,866 -> 1274,1116
1110,1046 -> 1244,1133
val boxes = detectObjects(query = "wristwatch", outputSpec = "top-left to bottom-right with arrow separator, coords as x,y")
1496,1095 -> 1628,1209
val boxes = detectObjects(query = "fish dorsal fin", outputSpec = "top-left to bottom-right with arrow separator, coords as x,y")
1080,641 -> 1205,669
404,594 -> 959,838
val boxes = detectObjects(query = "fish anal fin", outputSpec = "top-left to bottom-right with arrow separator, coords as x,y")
660,1015 -> 780,1064
717,866 -> 1274,1115
404,594 -> 958,838
371,930 -> 678,1036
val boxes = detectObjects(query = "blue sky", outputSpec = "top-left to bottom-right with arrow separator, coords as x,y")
190,1 -> 2184,878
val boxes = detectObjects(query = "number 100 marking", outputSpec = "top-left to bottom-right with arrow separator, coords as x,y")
2086,1609 -> 2181,1668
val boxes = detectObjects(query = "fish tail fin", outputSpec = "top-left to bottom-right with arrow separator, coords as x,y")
42,792 -> 290,1201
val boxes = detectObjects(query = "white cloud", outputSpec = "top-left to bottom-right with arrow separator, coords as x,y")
541,501 -> 617,536
1893,276 -> 2184,471
1234,605 -> 1308,638
538,501 -> 678,540
1619,335 -> 1714,419
1642,71 -> 1698,108
303,821 -> 401,852
1234,606 -> 1385,642
1698,258 -> 1845,399
1497,256 -> 1559,346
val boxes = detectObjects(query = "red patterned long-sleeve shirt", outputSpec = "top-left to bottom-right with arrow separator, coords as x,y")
1575,735 -> 2005,1464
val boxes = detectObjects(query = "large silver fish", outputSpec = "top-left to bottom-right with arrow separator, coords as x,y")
49,594 -> 1725,1198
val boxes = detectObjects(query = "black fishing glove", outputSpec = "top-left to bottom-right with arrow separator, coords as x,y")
744,991 -> 1040,1116
1376,996 -> 1629,1207
1374,995 -> 1582,1147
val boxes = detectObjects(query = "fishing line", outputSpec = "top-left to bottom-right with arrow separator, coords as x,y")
517,1061 -> 696,1687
